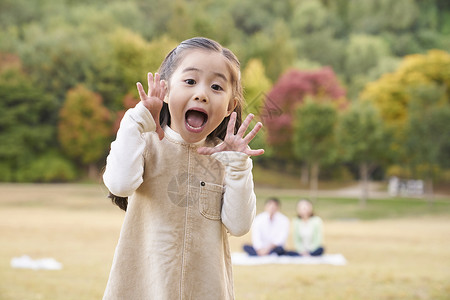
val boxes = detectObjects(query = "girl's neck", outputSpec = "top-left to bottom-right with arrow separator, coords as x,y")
164,125 -> 206,146
299,215 -> 310,221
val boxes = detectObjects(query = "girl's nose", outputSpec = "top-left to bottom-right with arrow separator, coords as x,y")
194,96 -> 208,102
194,88 -> 208,103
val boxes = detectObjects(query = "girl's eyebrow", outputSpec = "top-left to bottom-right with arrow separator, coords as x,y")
182,67 -> 228,82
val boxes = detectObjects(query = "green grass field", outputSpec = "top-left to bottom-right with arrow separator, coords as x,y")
1,183 -> 449,299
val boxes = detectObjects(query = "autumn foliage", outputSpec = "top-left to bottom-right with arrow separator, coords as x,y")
58,85 -> 112,167
361,50 -> 450,129
263,67 -> 347,158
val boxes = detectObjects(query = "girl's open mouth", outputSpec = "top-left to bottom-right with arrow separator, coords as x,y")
185,109 -> 208,133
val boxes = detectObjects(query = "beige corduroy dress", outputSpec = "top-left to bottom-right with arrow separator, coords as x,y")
103,102 -> 256,300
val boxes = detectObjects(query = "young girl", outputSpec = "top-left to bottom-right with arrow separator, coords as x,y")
293,199 -> 325,256
102,37 -> 264,299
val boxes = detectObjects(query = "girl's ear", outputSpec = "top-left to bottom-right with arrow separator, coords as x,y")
227,97 -> 238,116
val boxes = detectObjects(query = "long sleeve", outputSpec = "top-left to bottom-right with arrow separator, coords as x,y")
251,215 -> 265,250
212,151 -> 256,237
293,219 -> 305,253
272,214 -> 290,247
310,217 -> 323,251
293,217 -> 323,253
103,102 -> 156,197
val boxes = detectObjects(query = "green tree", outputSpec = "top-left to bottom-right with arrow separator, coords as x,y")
344,34 -> 392,98
103,30 -> 177,109
230,0 -> 291,35
239,21 -> 296,82
0,57 -> 59,181
336,101 -> 389,206
293,98 -> 338,200
291,0 -> 345,73
404,85 -> 450,202
346,0 -> 419,34
58,85 -> 112,179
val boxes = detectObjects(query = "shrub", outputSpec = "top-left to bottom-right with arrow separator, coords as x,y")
16,153 -> 78,183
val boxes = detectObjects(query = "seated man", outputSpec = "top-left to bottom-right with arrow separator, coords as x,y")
243,197 -> 298,256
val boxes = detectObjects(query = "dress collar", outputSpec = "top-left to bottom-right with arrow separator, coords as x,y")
163,125 -> 206,146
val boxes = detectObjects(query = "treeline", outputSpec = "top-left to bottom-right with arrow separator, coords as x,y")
0,0 -> 449,189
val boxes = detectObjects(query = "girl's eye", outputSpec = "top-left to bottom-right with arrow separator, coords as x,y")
211,84 -> 223,91
185,79 -> 196,85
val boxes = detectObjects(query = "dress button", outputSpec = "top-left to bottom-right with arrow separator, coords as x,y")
200,181 -> 205,186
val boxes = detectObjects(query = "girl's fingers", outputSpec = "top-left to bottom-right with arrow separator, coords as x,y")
226,112 -> 237,136
237,114 -> 254,137
153,73 -> 161,97
155,123 -> 165,140
136,82 -> 147,101
243,122 -> 263,144
146,72 -> 166,100
246,148 -> 265,157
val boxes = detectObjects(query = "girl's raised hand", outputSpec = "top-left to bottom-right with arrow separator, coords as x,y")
136,72 -> 167,140
197,112 -> 265,157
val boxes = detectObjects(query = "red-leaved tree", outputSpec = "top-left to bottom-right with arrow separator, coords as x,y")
263,67 -> 347,160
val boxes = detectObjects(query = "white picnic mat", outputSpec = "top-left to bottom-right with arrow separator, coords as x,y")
10,255 -> 63,270
231,252 -> 347,266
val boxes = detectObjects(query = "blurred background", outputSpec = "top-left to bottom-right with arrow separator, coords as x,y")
0,0 -> 449,299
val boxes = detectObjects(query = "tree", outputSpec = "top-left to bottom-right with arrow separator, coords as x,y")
293,99 -> 338,199
361,49 -> 450,196
336,101 -> 389,206
241,59 -> 273,158
242,59 -> 272,115
18,22 -> 98,99
230,0 -> 292,36
343,34 -> 391,98
361,50 -> 450,152
101,30 -> 177,110
58,85 -> 112,179
264,67 -> 346,160
345,0 -> 419,34
0,54 -> 59,181
237,20 -> 296,82
404,85 -> 450,202
291,0 -> 345,74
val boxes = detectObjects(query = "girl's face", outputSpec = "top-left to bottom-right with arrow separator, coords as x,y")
165,49 -> 236,143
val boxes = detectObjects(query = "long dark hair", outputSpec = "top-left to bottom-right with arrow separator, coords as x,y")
109,37 -> 244,211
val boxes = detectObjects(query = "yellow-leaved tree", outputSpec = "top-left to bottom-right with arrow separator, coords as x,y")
241,58 -> 273,157
361,50 -> 450,198
361,49 -> 450,132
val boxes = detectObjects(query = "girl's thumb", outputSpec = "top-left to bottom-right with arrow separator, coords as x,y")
156,124 -> 165,140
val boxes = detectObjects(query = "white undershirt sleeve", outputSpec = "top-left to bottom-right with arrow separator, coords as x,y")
212,151 -> 256,237
103,102 -> 156,197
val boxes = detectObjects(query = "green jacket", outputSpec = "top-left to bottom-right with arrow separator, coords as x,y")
292,216 -> 323,253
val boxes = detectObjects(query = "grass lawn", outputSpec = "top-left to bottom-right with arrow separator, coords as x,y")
0,183 -> 449,299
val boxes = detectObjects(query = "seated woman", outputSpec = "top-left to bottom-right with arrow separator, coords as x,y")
292,199 -> 325,256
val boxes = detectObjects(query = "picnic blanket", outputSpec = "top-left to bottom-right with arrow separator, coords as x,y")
231,252 -> 347,266
10,255 -> 63,270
